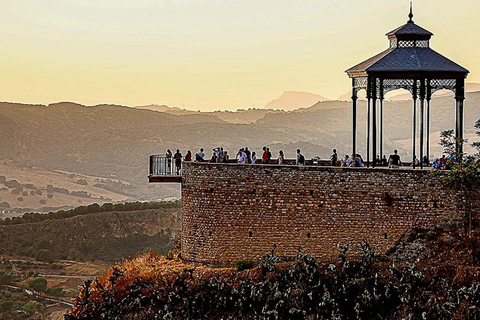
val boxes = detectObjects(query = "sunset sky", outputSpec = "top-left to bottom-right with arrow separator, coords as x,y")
1,0 -> 478,111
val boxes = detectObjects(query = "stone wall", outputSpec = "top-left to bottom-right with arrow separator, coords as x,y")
181,162 -> 464,266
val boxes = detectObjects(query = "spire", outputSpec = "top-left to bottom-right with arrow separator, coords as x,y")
408,2 -> 414,23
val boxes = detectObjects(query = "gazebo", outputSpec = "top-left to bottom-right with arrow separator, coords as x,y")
345,5 -> 469,168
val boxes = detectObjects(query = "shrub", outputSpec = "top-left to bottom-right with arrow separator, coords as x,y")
46,287 -> 65,297
35,249 -> 54,263
0,300 -> 13,312
37,240 -> 50,250
0,272 -> 15,285
28,278 -> 47,294
235,259 -> 254,271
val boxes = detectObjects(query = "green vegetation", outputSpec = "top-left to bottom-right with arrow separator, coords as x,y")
433,119 -> 480,245
34,249 -> 55,263
234,259 -> 254,271
0,272 -> 14,285
28,278 -> 47,294
0,201 -> 181,262
0,200 -> 180,226
65,243 -> 480,320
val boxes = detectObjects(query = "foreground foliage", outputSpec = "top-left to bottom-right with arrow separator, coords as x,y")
65,248 -> 480,320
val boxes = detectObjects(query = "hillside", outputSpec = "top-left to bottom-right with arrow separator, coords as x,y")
0,201 -> 182,319
65,217 -> 480,319
1,92 -> 480,214
0,202 -> 181,262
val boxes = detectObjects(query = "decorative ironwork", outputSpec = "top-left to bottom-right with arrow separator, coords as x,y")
397,40 -> 429,48
381,78 -> 415,97
416,40 -> 429,47
353,76 -> 368,95
429,78 -> 457,96
389,38 -> 397,48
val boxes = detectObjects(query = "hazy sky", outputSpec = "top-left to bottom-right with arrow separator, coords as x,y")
1,0 -> 478,111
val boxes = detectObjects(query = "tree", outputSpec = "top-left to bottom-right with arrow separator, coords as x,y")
0,271 -> 14,285
35,249 -> 55,263
435,122 -> 480,241
28,277 -> 48,294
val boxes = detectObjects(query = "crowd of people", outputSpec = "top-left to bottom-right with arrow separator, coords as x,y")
163,147 -> 453,171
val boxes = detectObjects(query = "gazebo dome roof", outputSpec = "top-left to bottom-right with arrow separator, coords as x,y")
386,22 -> 433,39
345,8 -> 468,78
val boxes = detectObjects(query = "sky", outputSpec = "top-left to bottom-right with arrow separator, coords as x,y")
0,0 -> 478,111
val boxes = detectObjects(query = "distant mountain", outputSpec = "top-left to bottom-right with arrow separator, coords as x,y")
133,104 -> 199,116
1,92 -> 480,214
263,91 -> 331,111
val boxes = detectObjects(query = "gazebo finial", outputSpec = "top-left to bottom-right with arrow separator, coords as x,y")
408,2 -> 414,23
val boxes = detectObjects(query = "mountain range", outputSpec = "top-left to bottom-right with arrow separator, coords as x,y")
1,91 -> 480,214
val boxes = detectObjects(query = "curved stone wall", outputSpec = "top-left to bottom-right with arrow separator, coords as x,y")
181,162 -> 462,266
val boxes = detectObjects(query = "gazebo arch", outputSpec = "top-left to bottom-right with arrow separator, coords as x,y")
346,5 -> 469,168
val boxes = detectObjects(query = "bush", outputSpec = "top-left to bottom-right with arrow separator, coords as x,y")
35,249 -> 54,263
37,240 -> 50,250
235,259 -> 254,271
0,272 -> 15,285
22,300 -> 45,315
28,278 -> 47,294
46,287 -> 65,297
0,300 -> 13,312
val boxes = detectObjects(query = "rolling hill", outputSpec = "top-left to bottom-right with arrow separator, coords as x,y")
1,92 -> 480,214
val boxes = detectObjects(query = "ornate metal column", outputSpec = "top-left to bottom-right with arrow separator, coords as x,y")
455,78 -> 465,157
372,77 -> 377,168
366,77 -> 372,167
419,79 -> 426,169
426,80 -> 431,163
379,79 -> 384,163
352,78 -> 358,158
412,80 -> 417,169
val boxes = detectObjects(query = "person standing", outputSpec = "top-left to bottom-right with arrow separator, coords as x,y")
166,149 -> 173,172
174,149 -> 182,174
296,149 -> 305,166
262,146 -> 269,164
244,147 -> 251,164
278,150 -> 284,165
330,149 -> 338,166
251,151 -> 257,164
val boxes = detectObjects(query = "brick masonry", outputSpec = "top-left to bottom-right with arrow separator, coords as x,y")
181,162 -> 469,266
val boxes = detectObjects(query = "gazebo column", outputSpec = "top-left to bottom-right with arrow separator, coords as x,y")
455,78 -> 465,157
366,77 -> 372,167
372,77 -> 377,168
426,81 -> 432,164
379,80 -> 384,164
419,79 -> 426,169
412,80 -> 418,169
351,80 -> 358,158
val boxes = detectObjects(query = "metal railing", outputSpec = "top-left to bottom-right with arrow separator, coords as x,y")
149,155 -> 182,176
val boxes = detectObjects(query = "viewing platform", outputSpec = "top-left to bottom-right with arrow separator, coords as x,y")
148,154 -> 421,183
148,155 -> 182,183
